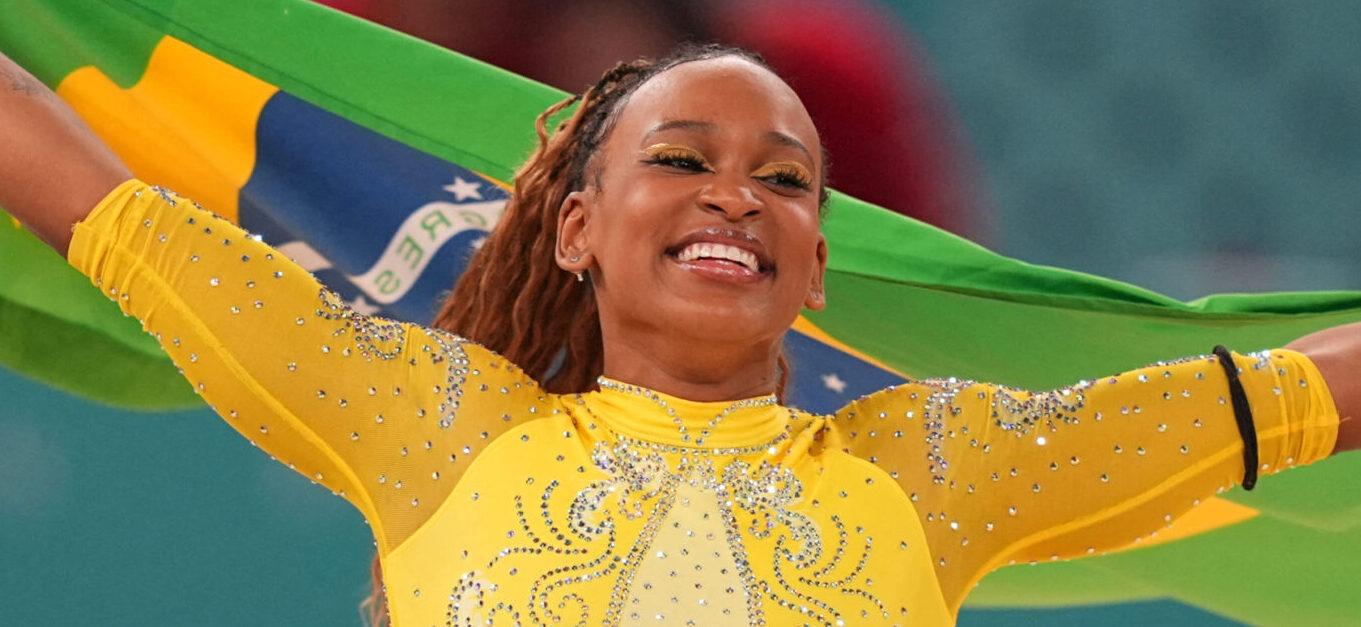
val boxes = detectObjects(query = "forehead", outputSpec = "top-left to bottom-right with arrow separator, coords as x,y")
609,57 -> 821,157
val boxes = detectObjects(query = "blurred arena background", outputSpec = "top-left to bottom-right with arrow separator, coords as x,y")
2,1 -> 1357,624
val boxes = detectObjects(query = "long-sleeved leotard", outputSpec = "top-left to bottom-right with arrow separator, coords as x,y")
70,180 -> 1339,626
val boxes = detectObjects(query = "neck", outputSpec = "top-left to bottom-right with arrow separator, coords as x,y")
600,328 -> 781,402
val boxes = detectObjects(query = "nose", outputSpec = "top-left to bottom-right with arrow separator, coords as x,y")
698,175 -> 763,221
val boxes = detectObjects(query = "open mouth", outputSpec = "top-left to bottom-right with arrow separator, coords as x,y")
663,227 -> 773,283
673,242 -> 762,273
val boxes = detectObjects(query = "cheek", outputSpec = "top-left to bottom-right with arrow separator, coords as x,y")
589,189 -> 671,263
781,211 -> 823,264
775,215 -> 824,290
597,174 -> 697,235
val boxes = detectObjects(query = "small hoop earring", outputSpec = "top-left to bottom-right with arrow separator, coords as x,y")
569,255 -> 581,262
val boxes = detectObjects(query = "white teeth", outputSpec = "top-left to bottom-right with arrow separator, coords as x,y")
675,242 -> 760,272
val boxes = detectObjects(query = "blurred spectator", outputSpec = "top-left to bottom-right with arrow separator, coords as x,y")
316,0 -> 987,241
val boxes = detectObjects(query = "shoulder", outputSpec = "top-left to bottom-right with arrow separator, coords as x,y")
831,378 -> 991,421
410,326 -> 551,406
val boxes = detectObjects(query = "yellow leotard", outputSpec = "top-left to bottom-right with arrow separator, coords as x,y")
69,180 -> 1339,626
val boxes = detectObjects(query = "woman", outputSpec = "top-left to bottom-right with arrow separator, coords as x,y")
1,44 -> 1357,626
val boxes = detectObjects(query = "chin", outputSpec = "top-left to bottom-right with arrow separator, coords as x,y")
661,298 -> 790,347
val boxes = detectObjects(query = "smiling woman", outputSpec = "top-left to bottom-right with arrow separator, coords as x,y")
556,53 -> 829,401
0,40 -> 1358,627
437,45 -> 828,405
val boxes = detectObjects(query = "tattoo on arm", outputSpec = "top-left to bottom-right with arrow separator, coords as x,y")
0,64 -> 46,97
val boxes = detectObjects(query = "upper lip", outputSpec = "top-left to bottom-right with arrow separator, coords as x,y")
666,226 -> 774,272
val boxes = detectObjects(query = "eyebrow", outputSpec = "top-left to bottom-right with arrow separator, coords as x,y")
763,130 -> 813,162
644,119 -> 814,162
643,119 -> 716,141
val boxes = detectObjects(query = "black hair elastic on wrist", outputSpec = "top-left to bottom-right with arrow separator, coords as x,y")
1212,345 -> 1259,490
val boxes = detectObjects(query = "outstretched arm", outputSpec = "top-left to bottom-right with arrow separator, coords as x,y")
0,51 -> 129,255
1286,321 -> 1361,454
836,346 -> 1338,612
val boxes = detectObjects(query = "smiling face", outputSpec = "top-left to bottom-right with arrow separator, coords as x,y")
556,56 -> 828,370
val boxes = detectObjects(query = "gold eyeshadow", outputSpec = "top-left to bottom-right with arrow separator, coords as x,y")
751,161 -> 813,188
643,145 -> 812,188
643,143 -> 709,164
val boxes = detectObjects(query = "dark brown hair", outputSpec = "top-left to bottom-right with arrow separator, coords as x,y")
364,42 -> 827,625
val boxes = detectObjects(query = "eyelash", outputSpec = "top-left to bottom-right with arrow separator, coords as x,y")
761,166 -> 813,191
645,149 -> 813,191
646,150 -> 710,172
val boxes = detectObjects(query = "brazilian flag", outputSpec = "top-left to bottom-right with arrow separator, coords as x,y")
1,1 -> 1357,624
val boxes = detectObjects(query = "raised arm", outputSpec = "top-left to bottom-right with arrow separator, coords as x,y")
0,51 -> 128,254
0,51 -> 551,554
1286,321 -> 1361,454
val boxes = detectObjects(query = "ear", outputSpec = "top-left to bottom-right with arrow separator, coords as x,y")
803,234 -> 829,311
556,189 -> 594,274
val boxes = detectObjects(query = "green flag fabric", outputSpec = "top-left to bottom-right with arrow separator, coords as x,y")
0,1 -> 1358,624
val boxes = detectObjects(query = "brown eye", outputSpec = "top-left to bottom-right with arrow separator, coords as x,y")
643,144 -> 711,172
650,152 -> 708,171
752,162 -> 813,191
765,167 -> 812,190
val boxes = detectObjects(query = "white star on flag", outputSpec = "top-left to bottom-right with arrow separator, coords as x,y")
471,237 -> 487,249
444,176 -> 483,201
822,373 -> 847,393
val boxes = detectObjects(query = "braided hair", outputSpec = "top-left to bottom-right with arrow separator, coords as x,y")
432,42 -> 828,395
